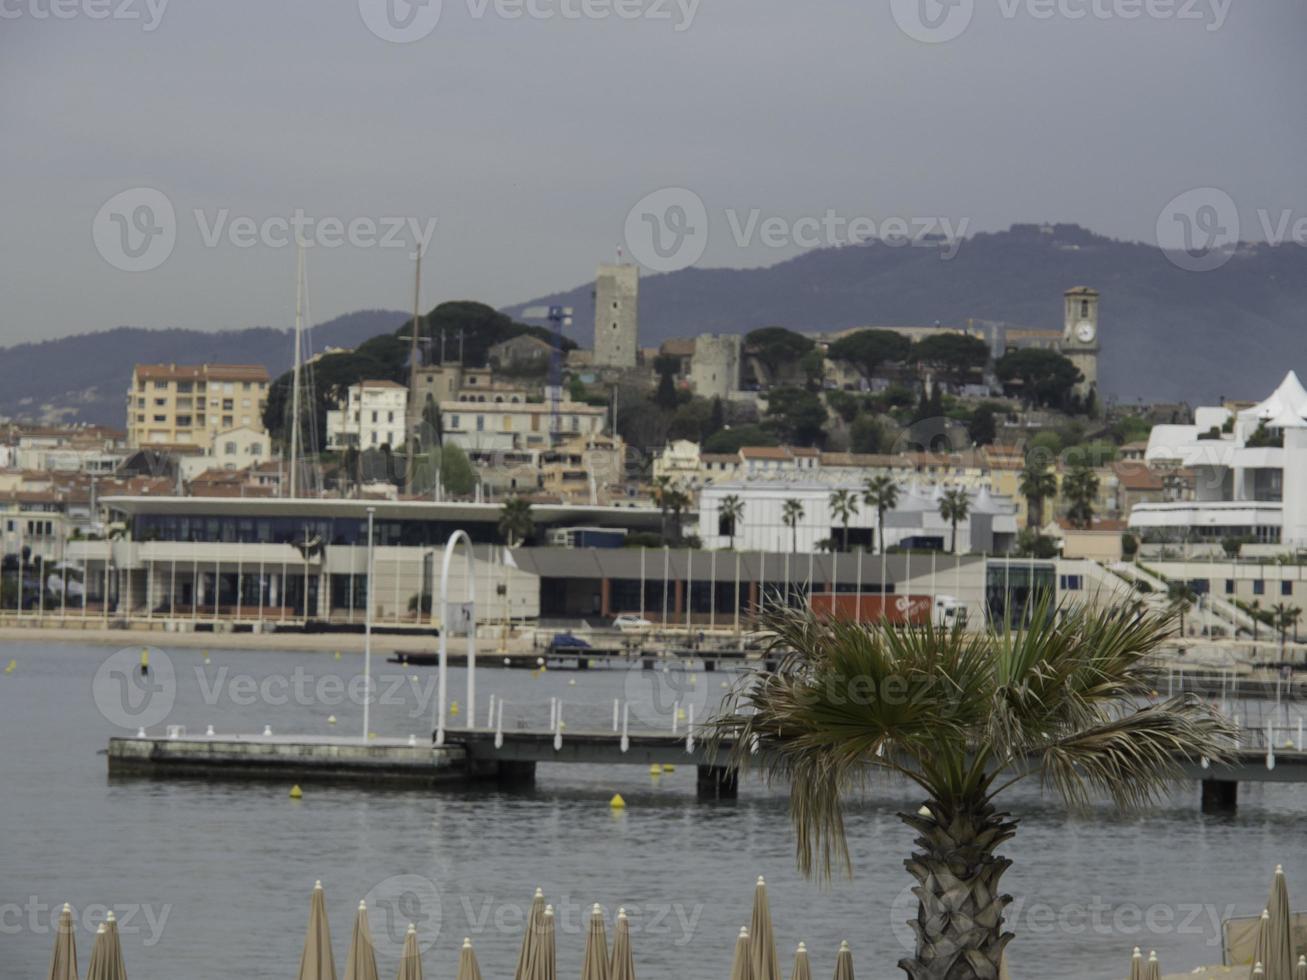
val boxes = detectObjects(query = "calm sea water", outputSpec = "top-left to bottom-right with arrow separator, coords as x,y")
2,640 -> 1305,979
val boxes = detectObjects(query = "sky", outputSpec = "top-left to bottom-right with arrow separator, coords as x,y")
0,0 -> 1304,346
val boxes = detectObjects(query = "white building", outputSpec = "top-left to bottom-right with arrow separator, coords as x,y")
326,381 -> 409,451
178,426 -> 273,481
699,481 -> 1019,554
1129,370 -> 1307,553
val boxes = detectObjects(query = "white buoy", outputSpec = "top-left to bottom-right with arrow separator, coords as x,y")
205,724 -> 215,736
263,725 -> 273,736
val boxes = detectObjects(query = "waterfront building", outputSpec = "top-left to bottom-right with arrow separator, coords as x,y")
1128,370 -> 1307,554
440,399 -> 607,453
325,380 -> 409,451
126,363 -> 270,450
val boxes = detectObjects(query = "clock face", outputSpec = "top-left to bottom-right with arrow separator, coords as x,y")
1075,320 -> 1096,344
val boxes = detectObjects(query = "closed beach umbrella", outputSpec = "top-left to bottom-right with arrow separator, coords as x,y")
47,902 -> 78,980
581,904 -> 610,980
298,881 -> 338,980
750,878 -> 781,980
456,938 -> 484,980
789,943 -> 812,980
530,906 -> 557,980
1128,946 -> 1144,980
1262,865 -> 1295,980
344,901 -> 380,980
831,941 -> 854,980
1295,956 -> 1307,980
394,923 -> 423,980
610,908 -> 636,980
515,889 -> 546,980
86,912 -> 127,980
1145,950 -> 1160,980
1251,911 -> 1274,980
729,928 -> 752,980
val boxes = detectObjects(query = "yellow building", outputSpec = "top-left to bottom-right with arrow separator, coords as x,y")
126,364 -> 270,450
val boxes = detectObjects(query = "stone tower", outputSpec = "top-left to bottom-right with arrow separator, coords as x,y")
594,264 -> 638,369
1061,286 -> 1100,397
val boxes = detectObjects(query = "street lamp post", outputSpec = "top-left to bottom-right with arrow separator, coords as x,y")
434,530 -> 476,745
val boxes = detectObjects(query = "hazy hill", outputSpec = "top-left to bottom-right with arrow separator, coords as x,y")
0,310 -> 406,427
504,224 -> 1307,404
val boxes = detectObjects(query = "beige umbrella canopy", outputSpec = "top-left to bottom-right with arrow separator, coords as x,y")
1251,911 -> 1275,980
609,908 -> 636,980
298,881 -> 338,980
789,943 -> 812,980
344,901 -> 381,980
529,906 -> 557,980
750,878 -> 781,980
515,889 -> 547,980
457,938 -> 485,980
1129,946 -> 1145,980
1293,955 -> 1306,980
1261,865 -> 1295,980
831,941 -> 855,980
581,904 -> 611,980
394,923 -> 423,980
729,927 -> 752,980
46,902 -> 78,980
85,912 -> 128,980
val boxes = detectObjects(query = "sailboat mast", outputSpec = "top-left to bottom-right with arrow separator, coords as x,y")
405,252 -> 422,486
289,244 -> 304,499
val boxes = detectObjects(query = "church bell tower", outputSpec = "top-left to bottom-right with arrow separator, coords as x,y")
1061,286 -> 1100,399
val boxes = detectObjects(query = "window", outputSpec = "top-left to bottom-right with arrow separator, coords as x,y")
176,415 -> 192,428
1080,299 -> 1089,317
1059,574 -> 1083,591
250,444 -> 262,456
153,414 -> 166,422
1225,580 -> 1234,594
1253,580 -> 1265,595
154,398 -> 166,407
372,411 -> 378,423
387,411 -> 394,423
225,441 -> 238,454
222,416 -> 233,427
451,415 -> 460,429
371,432 -> 378,445
1282,581 -> 1293,596
476,416 -> 485,431
222,399 -> 234,411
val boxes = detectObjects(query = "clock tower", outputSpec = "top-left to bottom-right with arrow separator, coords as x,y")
1061,286 -> 1100,398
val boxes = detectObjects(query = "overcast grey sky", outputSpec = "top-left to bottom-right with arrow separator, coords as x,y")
1,0 -> 1303,345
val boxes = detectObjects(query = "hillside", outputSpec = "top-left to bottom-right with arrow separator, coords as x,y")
0,310 -> 407,426
504,224 -> 1307,404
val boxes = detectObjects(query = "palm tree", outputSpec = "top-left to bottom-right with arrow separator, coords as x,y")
719,494 -> 745,550
1062,462 -> 1100,530
782,498 -> 805,554
710,601 -> 1235,980
1167,581 -> 1197,638
828,489 -> 859,552
1272,602 -> 1302,652
862,474 -> 900,555
498,496 -> 534,547
938,486 -> 970,554
652,476 -> 689,545
1018,457 -> 1058,531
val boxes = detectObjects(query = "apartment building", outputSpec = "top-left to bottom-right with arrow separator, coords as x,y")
326,380 -> 409,451
126,364 -> 270,450
440,399 -> 607,452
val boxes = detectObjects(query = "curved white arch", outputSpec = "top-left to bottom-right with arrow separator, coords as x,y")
434,530 -> 476,745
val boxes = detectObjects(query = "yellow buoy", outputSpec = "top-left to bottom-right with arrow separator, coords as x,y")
661,764 -> 676,774
289,785 -> 303,799
450,701 -> 460,717
676,708 -> 686,720
649,764 -> 662,777
4,659 -> 16,674
334,651 -> 342,660
327,715 -> 337,725
609,793 -> 626,809
368,732 -> 377,740
140,649 -> 150,667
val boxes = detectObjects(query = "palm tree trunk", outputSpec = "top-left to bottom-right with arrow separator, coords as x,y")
898,799 -> 1016,980
843,522 -> 850,552
878,511 -> 885,554
951,521 -> 958,555
792,525 -> 798,554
